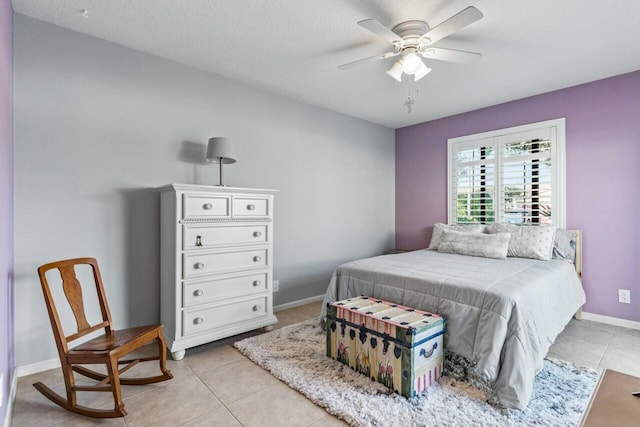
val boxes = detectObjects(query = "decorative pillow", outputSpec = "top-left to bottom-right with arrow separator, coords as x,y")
437,230 -> 511,260
552,229 -> 577,263
428,222 -> 486,250
485,223 -> 556,261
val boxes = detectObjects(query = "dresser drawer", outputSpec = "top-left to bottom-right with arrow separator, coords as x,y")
182,296 -> 269,336
183,248 -> 268,278
233,197 -> 269,217
183,194 -> 230,219
183,272 -> 268,307
183,224 -> 268,250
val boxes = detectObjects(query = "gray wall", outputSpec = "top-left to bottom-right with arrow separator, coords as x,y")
14,15 -> 395,367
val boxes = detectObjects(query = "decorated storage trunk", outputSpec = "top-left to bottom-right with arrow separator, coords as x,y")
326,296 -> 445,398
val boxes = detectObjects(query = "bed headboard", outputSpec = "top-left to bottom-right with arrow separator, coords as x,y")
567,229 -> 583,280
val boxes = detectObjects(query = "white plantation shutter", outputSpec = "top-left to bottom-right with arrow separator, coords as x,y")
448,119 -> 565,227
500,129 -> 554,225
451,138 -> 496,224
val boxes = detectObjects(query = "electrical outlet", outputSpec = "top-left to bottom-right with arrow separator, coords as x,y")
273,280 -> 280,292
618,289 -> 631,304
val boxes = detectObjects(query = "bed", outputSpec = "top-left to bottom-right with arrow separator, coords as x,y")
320,229 -> 585,410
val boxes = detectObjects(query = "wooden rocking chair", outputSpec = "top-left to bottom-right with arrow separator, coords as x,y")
35,257 -> 173,418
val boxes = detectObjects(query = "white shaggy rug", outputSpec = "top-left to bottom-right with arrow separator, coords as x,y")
234,319 -> 599,427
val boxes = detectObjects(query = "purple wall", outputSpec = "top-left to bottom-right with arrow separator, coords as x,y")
396,71 -> 640,322
0,0 -> 13,420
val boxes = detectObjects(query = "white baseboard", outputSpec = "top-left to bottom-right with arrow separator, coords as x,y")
582,311 -> 640,330
13,296 -> 323,378
274,294 -> 324,312
15,358 -> 60,378
10,305 -> 635,387
3,370 -> 18,427
13,295 -> 326,377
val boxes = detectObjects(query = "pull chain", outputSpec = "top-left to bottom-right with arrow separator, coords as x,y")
404,77 -> 415,113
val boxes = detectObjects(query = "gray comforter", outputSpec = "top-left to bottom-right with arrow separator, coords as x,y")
320,250 -> 586,410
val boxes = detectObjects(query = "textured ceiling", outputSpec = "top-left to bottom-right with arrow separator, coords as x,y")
12,0 -> 640,128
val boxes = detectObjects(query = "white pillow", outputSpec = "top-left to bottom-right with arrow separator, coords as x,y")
485,223 -> 556,261
552,228 -> 577,263
437,230 -> 511,260
428,223 -> 486,250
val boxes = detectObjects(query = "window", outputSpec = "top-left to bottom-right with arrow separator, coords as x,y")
448,119 -> 566,227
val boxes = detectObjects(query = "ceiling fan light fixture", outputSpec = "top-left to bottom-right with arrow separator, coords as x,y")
401,50 -> 422,74
340,6 -> 484,86
386,61 -> 404,82
413,62 -> 432,81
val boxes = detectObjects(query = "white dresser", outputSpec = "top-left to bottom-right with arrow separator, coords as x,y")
159,184 -> 278,360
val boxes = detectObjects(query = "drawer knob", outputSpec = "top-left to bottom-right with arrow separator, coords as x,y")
195,235 -> 203,247
253,231 -> 262,237
194,262 -> 205,270
253,256 -> 262,262
203,203 -> 213,210
194,317 -> 204,325
253,280 -> 261,287
252,305 -> 261,312
194,289 -> 204,297
247,204 -> 256,210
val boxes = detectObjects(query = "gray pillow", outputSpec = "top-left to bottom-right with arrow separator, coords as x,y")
552,229 -> 577,263
485,223 -> 556,261
437,230 -> 511,260
428,222 -> 486,250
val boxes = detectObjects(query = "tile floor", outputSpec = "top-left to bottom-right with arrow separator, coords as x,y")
548,316 -> 640,377
10,301 -> 640,427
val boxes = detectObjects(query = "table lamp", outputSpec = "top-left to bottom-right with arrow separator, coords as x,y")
206,137 -> 236,186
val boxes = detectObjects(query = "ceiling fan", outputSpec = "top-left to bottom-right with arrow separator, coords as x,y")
339,6 -> 483,82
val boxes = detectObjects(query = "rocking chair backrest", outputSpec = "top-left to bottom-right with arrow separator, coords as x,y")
37,257 -> 114,354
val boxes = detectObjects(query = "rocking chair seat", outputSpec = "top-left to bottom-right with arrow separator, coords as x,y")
70,325 -> 163,354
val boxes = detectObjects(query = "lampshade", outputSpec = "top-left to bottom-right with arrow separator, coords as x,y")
206,137 -> 237,164
413,62 -> 432,81
401,52 -> 422,74
386,61 -> 404,82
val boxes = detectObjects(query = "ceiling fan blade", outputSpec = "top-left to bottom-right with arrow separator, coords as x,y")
338,51 -> 399,70
421,47 -> 481,64
419,6 -> 483,46
358,19 -> 402,45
